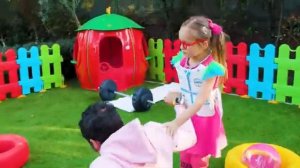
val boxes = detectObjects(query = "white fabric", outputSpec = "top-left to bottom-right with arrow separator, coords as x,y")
175,62 -> 217,117
109,96 -> 135,112
150,82 -> 180,102
109,83 -> 180,112
172,105 -> 197,151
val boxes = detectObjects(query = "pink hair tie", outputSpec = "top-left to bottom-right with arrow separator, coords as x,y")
208,19 -> 223,35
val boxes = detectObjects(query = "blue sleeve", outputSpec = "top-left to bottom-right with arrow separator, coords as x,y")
202,61 -> 225,80
171,50 -> 184,66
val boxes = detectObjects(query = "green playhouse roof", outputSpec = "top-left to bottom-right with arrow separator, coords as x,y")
77,13 -> 144,31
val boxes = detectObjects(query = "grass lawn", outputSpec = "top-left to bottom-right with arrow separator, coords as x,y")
1,79 -> 300,168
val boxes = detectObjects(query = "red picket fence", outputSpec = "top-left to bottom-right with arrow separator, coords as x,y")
0,49 -> 22,101
223,42 -> 249,95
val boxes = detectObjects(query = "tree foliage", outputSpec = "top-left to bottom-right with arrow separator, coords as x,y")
0,0 -> 299,47
0,0 -> 299,80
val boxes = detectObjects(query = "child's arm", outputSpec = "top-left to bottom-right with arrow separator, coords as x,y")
164,92 -> 182,106
165,77 -> 216,137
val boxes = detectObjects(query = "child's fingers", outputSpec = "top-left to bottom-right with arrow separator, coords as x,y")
164,96 -> 173,105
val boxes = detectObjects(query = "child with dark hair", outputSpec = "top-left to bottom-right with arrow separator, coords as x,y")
79,102 -> 124,150
79,102 -> 196,168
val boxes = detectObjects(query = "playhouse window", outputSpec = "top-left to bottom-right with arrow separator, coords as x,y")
99,37 -> 123,68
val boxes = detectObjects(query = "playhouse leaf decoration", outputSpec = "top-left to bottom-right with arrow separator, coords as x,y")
77,13 -> 143,31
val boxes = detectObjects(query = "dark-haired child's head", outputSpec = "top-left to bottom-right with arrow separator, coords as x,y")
79,102 -> 124,149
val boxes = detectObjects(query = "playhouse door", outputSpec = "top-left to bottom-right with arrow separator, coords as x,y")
99,36 -> 125,89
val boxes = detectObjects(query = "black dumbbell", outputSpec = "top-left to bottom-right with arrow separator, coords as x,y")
99,80 -> 154,111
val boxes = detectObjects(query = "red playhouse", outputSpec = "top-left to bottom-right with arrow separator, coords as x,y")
73,12 -> 149,91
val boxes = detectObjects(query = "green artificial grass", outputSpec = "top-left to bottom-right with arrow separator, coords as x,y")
0,80 -> 300,168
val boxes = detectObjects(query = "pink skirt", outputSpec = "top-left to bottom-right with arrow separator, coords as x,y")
181,104 -> 227,158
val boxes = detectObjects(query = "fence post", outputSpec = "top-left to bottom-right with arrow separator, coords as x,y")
163,39 -> 180,83
40,44 -> 64,89
147,38 -> 165,82
246,43 -> 277,100
0,49 -> 22,101
17,46 -> 43,95
273,44 -> 300,105
223,42 -> 248,96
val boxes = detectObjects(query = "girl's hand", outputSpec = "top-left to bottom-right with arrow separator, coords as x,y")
164,120 -> 179,137
164,92 -> 181,106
